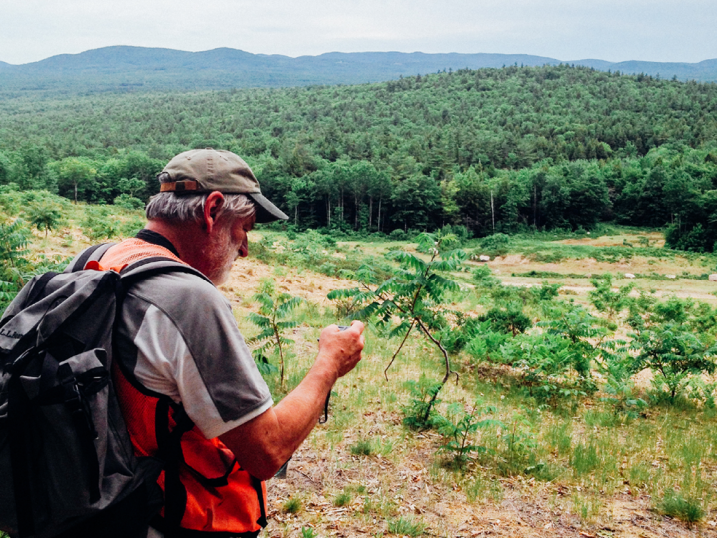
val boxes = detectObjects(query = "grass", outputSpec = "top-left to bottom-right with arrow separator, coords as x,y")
387,516 -> 426,537
282,496 -> 303,514
658,489 -> 705,523
350,438 -> 374,456
333,491 -> 352,507
545,421 -> 573,455
8,206 -> 717,536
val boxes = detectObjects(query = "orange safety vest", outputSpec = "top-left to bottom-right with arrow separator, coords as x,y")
98,238 -> 268,537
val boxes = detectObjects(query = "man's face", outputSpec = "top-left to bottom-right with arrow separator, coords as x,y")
204,212 -> 256,285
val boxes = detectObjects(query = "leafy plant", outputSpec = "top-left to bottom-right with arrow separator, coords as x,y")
328,232 -> 466,423
27,203 -> 62,237
248,279 -> 303,387
82,208 -> 119,240
479,304 -> 532,336
629,322 -> 716,403
599,353 -> 646,416
538,305 -> 605,380
434,400 -> 500,467
478,233 -> 511,257
0,219 -> 30,269
402,376 -> 444,430
113,193 -> 144,210
0,279 -> 19,314
472,264 -> 500,287
589,273 -> 634,322
497,332 -> 590,403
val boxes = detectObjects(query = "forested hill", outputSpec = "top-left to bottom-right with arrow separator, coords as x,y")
1,64 -> 717,250
2,46 -> 717,96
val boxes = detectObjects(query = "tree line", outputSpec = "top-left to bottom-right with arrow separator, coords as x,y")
1,64 -> 716,248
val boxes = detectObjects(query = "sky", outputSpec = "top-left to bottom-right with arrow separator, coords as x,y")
1,0 -> 716,65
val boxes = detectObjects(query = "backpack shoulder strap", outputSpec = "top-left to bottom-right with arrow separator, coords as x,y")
118,257 -> 213,287
65,243 -> 116,273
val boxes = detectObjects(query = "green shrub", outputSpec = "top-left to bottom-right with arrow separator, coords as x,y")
388,229 -> 407,241
402,376 -> 443,430
657,489 -> 705,523
82,208 -> 119,240
478,233 -> 511,257
479,305 -> 532,336
113,194 -> 144,210
472,264 -> 499,286
435,401 -> 500,467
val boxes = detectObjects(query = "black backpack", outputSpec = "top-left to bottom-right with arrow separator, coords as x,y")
0,244 -> 208,538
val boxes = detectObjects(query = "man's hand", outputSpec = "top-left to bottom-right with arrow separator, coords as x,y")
317,320 -> 365,378
220,320 -> 364,479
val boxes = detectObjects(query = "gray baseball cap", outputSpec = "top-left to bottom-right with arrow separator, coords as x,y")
158,148 -> 288,223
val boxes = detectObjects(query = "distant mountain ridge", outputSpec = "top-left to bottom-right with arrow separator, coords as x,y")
1,46 -> 715,95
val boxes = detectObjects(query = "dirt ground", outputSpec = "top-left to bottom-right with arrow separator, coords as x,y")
31,228 -> 717,537
261,428 -> 717,538
482,254 -> 717,306
216,258 -> 717,538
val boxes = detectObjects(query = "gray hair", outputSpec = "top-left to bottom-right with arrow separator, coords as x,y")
145,192 -> 256,223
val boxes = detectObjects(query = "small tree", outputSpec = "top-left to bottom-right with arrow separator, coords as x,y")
627,296 -> 717,403
538,305 -> 605,380
329,232 -> 466,425
117,177 -> 146,199
27,203 -> 62,237
434,400 -> 501,467
248,280 -> 303,388
589,274 -> 634,322
630,322 -> 716,403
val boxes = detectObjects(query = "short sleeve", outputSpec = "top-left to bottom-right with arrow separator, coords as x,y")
120,272 -> 273,439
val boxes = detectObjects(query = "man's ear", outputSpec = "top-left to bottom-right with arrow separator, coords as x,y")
203,191 -> 225,233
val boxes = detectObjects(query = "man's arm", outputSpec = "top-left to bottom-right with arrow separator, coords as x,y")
220,321 -> 364,480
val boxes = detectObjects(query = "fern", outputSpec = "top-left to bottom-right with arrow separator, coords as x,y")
0,219 -> 30,270
329,231 -> 466,424
248,280 -> 304,388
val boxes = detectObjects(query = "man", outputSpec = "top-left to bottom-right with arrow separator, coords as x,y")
92,148 -> 364,537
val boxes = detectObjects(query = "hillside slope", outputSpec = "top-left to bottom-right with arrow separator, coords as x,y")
1,46 -> 716,95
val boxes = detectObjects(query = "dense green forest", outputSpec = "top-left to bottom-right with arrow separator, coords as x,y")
2,64 -> 717,249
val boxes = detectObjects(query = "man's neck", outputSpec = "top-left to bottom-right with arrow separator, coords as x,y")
144,219 -> 216,279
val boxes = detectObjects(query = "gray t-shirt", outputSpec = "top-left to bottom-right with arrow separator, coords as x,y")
116,271 -> 273,439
